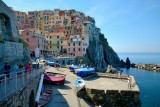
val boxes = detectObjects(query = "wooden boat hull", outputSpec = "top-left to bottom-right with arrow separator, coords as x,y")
44,72 -> 66,85
37,90 -> 53,107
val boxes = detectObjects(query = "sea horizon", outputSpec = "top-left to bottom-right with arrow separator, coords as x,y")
117,52 -> 160,64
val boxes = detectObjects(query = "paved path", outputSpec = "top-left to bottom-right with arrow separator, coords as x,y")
84,76 -> 139,92
44,67 -> 80,107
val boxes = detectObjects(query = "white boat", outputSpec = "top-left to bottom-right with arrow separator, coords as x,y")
74,78 -> 85,92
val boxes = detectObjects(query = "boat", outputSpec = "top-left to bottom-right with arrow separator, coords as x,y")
74,78 -> 85,92
47,61 -> 55,67
76,68 -> 95,77
69,65 -> 85,71
37,90 -> 53,107
45,72 -> 66,77
44,72 -> 66,85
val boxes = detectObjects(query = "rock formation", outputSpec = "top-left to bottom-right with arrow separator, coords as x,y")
85,33 -> 120,71
0,0 -> 19,41
0,0 -> 30,69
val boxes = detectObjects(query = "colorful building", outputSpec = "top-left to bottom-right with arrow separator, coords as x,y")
14,8 -> 100,57
19,29 -> 45,55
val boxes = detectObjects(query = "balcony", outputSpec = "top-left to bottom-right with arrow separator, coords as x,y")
61,37 -> 68,40
48,43 -> 60,46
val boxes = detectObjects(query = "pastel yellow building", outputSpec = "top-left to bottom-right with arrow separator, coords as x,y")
49,32 -> 66,55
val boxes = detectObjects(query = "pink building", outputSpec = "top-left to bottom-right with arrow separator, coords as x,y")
19,29 -> 45,55
68,35 -> 89,56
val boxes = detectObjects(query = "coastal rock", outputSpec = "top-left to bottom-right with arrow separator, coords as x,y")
135,64 -> 160,72
85,33 -> 120,71
0,1 -> 30,69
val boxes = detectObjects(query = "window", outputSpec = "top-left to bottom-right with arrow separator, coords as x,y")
26,32 -> 29,35
50,41 -> 52,44
26,38 -> 29,42
83,48 -> 85,51
68,48 -> 70,51
79,48 -> 81,51
57,41 -> 59,45
61,41 -> 63,44
50,46 -> 52,48
84,23 -> 87,26
73,43 -> 75,46
57,36 -> 59,39
82,38 -> 84,40
79,42 -> 81,46
57,46 -> 59,49
50,36 -> 52,39
73,48 -> 75,51
68,43 -> 70,46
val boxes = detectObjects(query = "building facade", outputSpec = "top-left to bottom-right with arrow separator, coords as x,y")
14,8 -> 100,57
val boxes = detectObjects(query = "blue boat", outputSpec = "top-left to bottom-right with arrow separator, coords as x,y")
69,65 -> 85,71
47,61 -> 55,67
76,68 -> 95,77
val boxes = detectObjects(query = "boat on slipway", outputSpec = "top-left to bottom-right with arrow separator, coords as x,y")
44,72 -> 66,85
37,90 -> 53,107
74,78 -> 85,92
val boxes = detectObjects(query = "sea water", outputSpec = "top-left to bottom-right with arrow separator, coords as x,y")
118,53 -> 160,107
118,53 -> 160,64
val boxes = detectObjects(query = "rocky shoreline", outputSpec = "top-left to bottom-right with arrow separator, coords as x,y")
135,64 -> 160,72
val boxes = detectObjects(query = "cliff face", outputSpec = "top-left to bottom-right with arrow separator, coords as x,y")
0,1 -> 30,68
85,33 -> 120,71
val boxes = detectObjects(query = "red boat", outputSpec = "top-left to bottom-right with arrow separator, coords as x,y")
37,90 -> 53,107
44,72 -> 66,85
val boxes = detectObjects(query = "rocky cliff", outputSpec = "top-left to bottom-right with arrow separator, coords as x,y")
85,33 -> 120,71
0,1 -> 30,69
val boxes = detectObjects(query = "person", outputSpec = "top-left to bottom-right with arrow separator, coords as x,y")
128,75 -> 131,89
118,70 -> 122,80
19,63 -> 24,71
3,62 -> 11,78
57,63 -> 60,70
25,63 -> 31,73
36,58 -> 39,69
13,64 -> 19,72
107,65 -> 111,73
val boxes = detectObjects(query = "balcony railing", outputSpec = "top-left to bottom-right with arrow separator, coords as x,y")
61,37 -> 68,40
0,66 -> 45,102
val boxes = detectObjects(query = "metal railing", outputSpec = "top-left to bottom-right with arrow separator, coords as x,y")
0,67 -> 44,102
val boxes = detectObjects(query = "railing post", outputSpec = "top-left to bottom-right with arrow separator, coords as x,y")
16,73 -> 17,89
4,74 -> 6,99
23,72 -> 24,85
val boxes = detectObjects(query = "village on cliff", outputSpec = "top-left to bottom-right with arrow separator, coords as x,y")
0,0 -> 141,107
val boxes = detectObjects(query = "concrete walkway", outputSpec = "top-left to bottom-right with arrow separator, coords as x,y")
44,67 -> 80,107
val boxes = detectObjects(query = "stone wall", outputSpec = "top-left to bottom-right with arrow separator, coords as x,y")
0,42 -> 23,62
0,0 -> 19,39
84,88 -> 140,107
0,77 -> 40,107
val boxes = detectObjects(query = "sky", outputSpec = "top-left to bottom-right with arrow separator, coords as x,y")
3,0 -> 160,53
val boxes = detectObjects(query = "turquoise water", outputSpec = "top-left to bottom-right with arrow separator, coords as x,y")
118,53 -> 160,107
